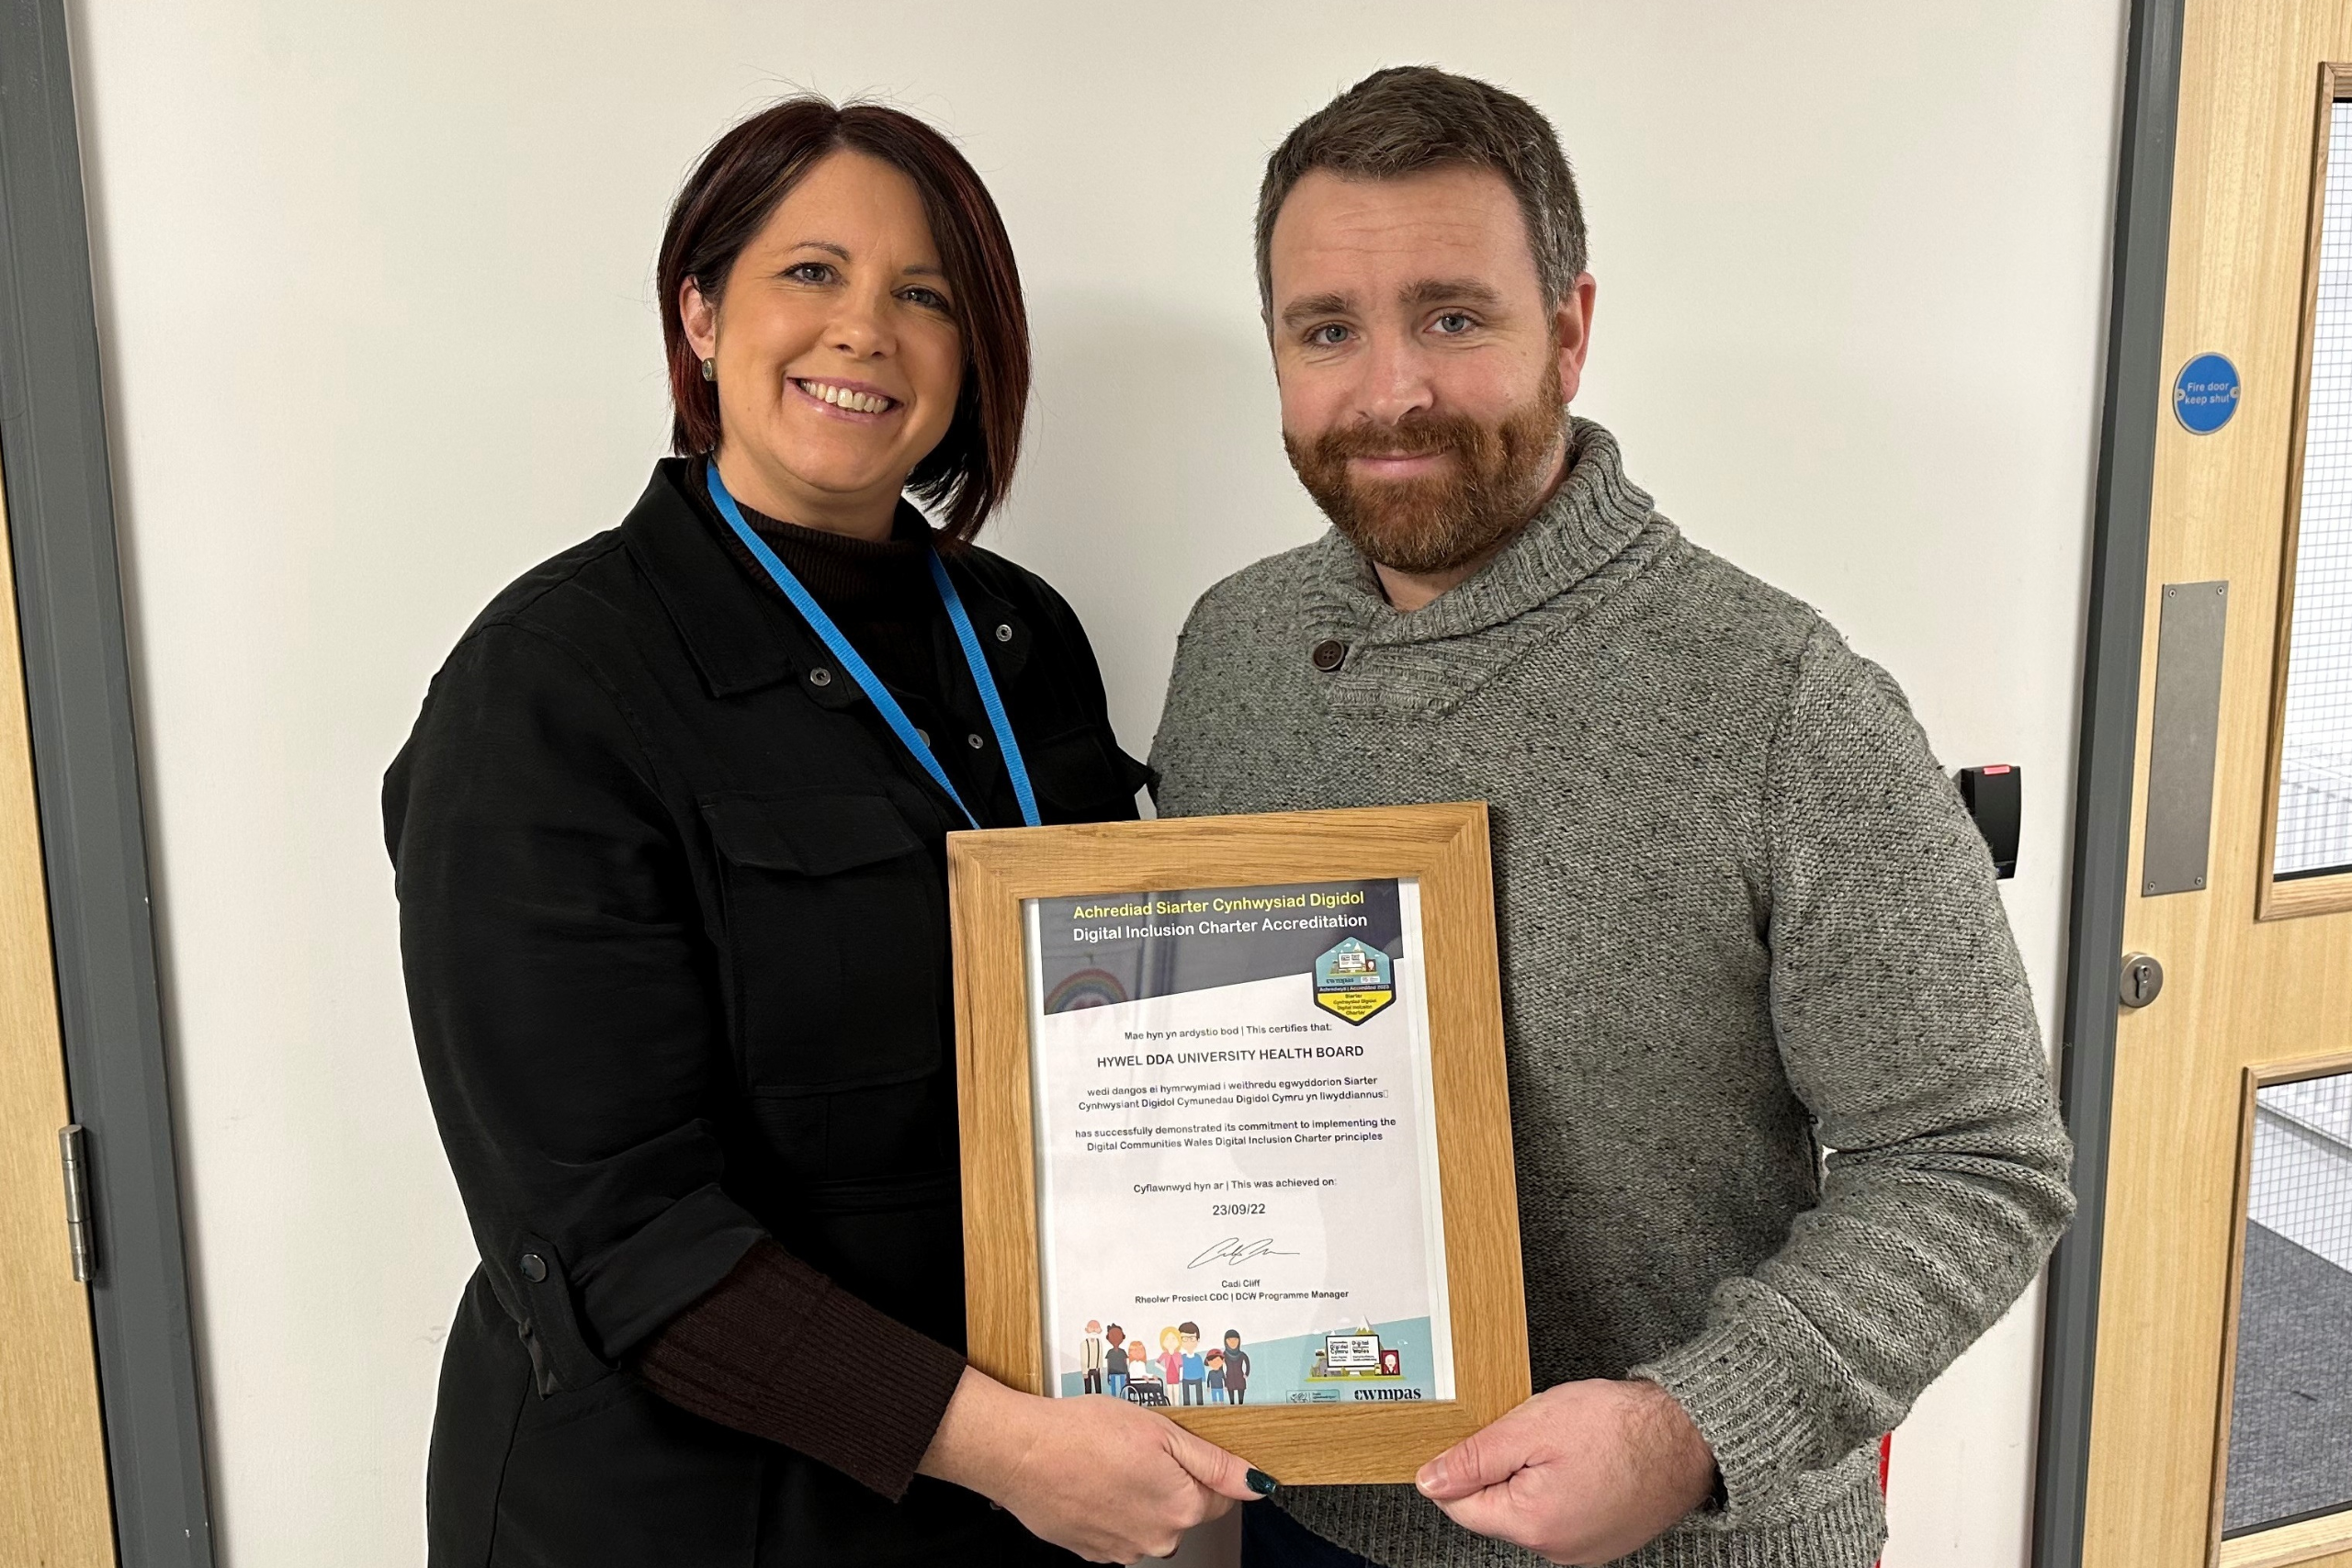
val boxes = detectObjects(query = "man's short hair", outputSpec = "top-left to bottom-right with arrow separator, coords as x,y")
1255,66 -> 1587,315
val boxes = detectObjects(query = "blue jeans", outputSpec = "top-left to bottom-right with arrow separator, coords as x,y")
1107,1373 -> 1126,1398
1242,1503 -> 1377,1567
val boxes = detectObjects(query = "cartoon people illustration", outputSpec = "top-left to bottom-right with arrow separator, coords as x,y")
1125,1339 -> 1156,1402
1204,1349 -> 1226,1404
1158,1326 -> 1183,1390
1103,1322 -> 1128,1398
1080,1318 -> 1104,1394
1177,1321 -> 1206,1405
1221,1329 -> 1250,1405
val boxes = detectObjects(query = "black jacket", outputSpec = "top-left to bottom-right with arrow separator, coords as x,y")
385,460 -> 1146,1565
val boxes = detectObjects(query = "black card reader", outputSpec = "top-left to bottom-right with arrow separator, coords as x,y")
1957,765 -> 2021,880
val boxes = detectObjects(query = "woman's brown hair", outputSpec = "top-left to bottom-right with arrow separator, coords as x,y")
658,97 -> 1029,540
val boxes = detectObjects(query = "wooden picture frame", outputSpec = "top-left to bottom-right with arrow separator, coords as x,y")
949,802 -> 1529,1483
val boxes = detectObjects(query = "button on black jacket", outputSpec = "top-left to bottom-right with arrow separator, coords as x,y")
385,461 -> 1146,1565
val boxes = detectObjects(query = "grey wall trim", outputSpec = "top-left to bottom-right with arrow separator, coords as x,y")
2033,0 -> 2186,1563
0,2 -> 216,1564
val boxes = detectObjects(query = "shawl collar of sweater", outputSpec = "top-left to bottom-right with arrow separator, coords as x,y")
1300,416 -> 1677,716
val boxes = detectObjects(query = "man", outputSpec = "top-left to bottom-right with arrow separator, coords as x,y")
1082,1318 -> 1106,1395
1106,1322 -> 1131,1399
1150,67 -> 2074,1568
1178,1322 -> 1208,1406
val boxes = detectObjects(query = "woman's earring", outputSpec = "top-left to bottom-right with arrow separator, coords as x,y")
700,356 -> 717,382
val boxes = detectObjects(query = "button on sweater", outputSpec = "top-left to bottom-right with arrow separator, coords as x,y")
1148,419 -> 2075,1568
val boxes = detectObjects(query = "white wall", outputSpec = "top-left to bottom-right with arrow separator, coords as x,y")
68,3 -> 2125,1563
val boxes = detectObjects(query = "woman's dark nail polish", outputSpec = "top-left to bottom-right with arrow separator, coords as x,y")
1247,1468 -> 1280,1496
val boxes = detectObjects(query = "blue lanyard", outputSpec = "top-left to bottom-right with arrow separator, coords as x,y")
705,462 -> 1040,830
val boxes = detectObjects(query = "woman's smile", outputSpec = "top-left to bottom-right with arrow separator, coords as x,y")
791,376 -> 902,419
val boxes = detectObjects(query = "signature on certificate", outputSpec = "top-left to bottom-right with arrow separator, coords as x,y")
1187,1235 -> 1300,1269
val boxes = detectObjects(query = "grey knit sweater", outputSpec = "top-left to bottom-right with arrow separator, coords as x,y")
1148,420 -> 2074,1568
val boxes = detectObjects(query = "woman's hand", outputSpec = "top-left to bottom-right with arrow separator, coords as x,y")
919,1366 -> 1271,1562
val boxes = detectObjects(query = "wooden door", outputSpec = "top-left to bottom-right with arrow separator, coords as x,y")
0,476 -> 115,1562
2086,6 -> 2352,1568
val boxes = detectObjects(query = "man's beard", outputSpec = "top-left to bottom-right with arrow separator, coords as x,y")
1283,365 -> 1567,576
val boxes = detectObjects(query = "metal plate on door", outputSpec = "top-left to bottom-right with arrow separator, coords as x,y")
2143,581 -> 2229,896
2120,952 -> 2165,1009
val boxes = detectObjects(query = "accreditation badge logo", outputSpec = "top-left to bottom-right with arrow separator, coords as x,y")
1311,937 -> 1395,1025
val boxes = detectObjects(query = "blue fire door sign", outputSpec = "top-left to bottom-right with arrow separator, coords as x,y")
2174,353 -> 2241,434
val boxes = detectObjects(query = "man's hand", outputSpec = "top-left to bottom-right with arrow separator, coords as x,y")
1414,1379 -> 1717,1565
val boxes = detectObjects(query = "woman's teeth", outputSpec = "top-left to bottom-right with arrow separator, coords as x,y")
797,380 -> 894,414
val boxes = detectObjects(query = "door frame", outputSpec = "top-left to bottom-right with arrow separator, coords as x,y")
2032,0 -> 2191,1563
0,1 -> 216,1563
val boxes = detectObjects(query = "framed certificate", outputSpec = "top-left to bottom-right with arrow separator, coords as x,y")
948,803 -> 1529,1483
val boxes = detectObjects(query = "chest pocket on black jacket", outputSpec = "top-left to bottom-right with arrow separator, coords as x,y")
700,790 -> 944,1095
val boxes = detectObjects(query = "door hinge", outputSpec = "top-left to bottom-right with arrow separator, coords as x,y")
58,1124 -> 94,1282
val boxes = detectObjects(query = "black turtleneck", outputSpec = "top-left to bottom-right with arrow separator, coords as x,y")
704,479 -> 1015,813
731,497 -> 948,712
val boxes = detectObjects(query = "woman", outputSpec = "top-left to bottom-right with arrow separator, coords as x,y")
1222,1330 -> 1251,1406
386,97 -> 1265,1566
